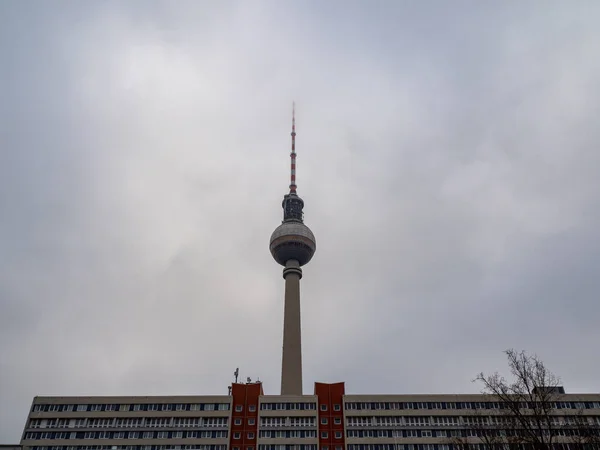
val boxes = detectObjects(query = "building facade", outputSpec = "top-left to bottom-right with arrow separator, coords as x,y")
19,382 -> 600,450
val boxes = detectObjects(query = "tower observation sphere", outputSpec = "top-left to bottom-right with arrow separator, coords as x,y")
269,196 -> 316,267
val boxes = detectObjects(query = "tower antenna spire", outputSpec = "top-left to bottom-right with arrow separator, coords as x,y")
290,102 -> 297,194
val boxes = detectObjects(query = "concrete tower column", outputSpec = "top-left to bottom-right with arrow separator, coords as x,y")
281,259 -> 303,395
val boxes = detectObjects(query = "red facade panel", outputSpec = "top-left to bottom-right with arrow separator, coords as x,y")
314,382 -> 346,450
229,383 -> 264,450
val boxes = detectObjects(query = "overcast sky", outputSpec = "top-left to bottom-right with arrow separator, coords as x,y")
2,0 -> 600,442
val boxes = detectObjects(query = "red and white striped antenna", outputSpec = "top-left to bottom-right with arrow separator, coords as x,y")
289,102 -> 297,194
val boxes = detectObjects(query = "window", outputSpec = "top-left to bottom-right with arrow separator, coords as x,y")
320,404 -> 328,411
321,418 -> 328,425
235,419 -> 242,426
235,405 -> 243,412
249,405 -> 256,412
247,433 -> 255,439
336,447 -> 343,450
335,432 -> 342,439
142,432 -> 153,439
422,430 -> 432,437
333,404 -> 341,411
234,433 -> 241,440
321,432 -> 329,439
233,447 -> 240,450
334,418 -> 341,425
157,432 -> 168,439
77,405 -> 87,412
246,447 -> 254,450
406,417 -> 430,426
248,419 -> 255,426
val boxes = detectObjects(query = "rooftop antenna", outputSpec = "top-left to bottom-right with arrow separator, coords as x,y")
246,377 -> 252,383
234,368 -> 239,384
289,102 -> 297,194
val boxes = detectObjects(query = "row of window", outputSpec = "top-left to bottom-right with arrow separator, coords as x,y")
346,428 -> 600,439
319,418 -> 342,426
233,418 -> 256,426
357,417 -> 460,427
32,404 -> 230,413
29,418 -> 229,429
27,446 -> 225,450
260,404 -> 316,411
260,418 -> 316,428
345,401 -> 600,411
348,446 -> 449,450
43,428 -> 600,442
346,415 -> 600,427
23,431 -> 228,440
257,446 -> 317,450
234,405 -> 257,413
23,446 -> 598,450
29,415 -> 600,432
348,445 -> 600,450
347,430 -> 455,438
29,400 -> 600,414
258,431 -> 317,439
240,404 -> 340,413
234,430 -> 342,440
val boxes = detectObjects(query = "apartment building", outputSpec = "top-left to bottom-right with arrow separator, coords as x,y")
20,381 -> 600,450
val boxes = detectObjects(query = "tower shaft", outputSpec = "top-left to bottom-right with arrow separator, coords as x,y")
281,260 -> 303,395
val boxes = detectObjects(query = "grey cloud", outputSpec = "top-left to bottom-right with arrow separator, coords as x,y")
2,0 -> 600,443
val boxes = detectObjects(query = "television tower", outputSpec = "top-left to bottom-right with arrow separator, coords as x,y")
269,103 -> 316,395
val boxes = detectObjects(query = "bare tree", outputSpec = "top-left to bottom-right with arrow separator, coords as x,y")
449,349 -> 600,450
475,349 -> 561,450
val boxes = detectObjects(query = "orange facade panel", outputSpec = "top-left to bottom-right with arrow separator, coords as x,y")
229,383 -> 264,450
314,382 -> 345,450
